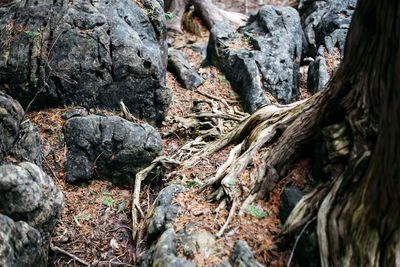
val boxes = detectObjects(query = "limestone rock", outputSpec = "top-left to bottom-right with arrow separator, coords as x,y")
178,224 -> 216,259
307,56 -> 330,94
0,92 -> 41,165
63,115 -> 163,184
300,0 -> 357,58
207,6 -> 302,112
279,186 -> 305,223
231,240 -> 264,267
139,229 -> 195,267
0,0 -> 170,125
0,214 -> 44,267
147,184 -> 186,241
0,162 -> 64,266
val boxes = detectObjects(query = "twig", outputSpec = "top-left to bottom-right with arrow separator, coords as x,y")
41,152 -> 58,179
196,89 -> 239,104
104,225 -> 133,233
185,112 -> 245,122
287,216 -> 317,267
216,197 -> 237,238
50,243 -> 90,266
119,100 -> 139,123
96,261 -> 134,267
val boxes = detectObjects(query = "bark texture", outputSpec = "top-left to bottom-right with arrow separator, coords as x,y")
278,0 -> 400,266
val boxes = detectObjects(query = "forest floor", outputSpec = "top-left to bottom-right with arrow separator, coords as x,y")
23,1 -> 335,266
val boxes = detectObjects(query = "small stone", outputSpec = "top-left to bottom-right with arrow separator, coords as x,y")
61,108 -> 88,120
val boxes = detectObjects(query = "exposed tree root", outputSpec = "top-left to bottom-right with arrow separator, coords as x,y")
131,156 -> 181,241
165,0 -> 248,33
183,98 -> 311,208
216,196 -> 237,238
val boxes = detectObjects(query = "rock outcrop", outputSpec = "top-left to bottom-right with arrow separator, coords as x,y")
0,92 -> 41,165
0,214 -> 43,267
0,162 -> 64,266
279,186 -> 305,223
63,115 -> 163,184
0,0 -> 170,125
207,6 -> 302,113
300,0 -> 357,58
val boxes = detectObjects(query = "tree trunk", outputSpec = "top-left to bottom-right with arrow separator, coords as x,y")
277,0 -> 400,265
315,1 -> 400,265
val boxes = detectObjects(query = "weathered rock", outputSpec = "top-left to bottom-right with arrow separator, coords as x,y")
63,115 -> 163,184
231,240 -> 264,267
168,49 -> 204,90
207,6 -> 302,112
307,56 -> 330,94
0,0 -> 170,125
0,214 -> 44,267
147,184 -> 185,241
218,260 -> 232,267
61,108 -> 88,120
300,0 -> 357,58
0,92 -> 41,165
0,162 -> 64,266
177,224 -> 216,259
279,186 -> 304,223
139,229 -> 195,267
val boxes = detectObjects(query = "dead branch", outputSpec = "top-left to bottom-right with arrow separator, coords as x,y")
50,243 -> 90,266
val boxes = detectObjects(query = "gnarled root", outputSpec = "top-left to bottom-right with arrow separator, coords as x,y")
131,156 -> 181,241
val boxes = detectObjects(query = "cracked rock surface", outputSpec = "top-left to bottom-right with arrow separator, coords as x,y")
0,0 -> 170,125
0,162 -> 64,266
0,92 -> 41,166
207,6 -> 302,112
63,115 -> 163,184
299,0 -> 357,58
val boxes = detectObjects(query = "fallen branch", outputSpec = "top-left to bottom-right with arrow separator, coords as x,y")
196,89 -> 239,104
50,242 -> 90,266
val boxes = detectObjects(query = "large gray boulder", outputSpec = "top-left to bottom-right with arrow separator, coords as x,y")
0,92 -> 41,166
300,0 -> 357,58
0,0 -> 170,125
63,115 -> 163,184
207,6 -> 302,113
0,162 -> 64,266
0,214 -> 43,267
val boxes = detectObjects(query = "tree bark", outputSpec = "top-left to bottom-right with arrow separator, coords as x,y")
315,1 -> 400,265
277,0 -> 400,266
